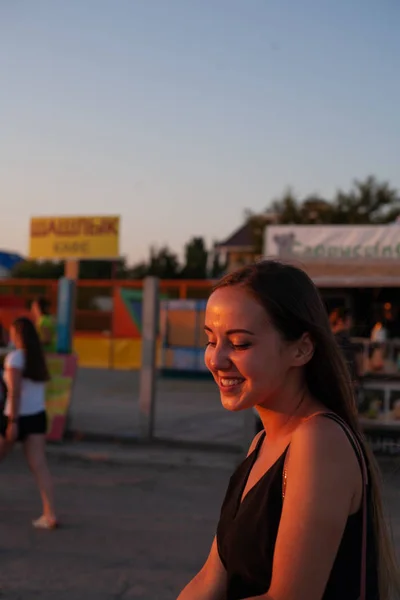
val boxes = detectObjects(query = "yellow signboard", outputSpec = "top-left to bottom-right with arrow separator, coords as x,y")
29,215 -> 120,259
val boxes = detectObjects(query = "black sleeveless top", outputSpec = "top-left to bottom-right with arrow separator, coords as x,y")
216,416 -> 379,600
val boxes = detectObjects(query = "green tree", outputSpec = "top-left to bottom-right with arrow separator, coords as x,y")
146,246 -> 181,279
79,258 -> 128,279
243,210 -> 268,255
300,196 -> 333,224
265,177 -> 399,225
128,261 -> 149,279
332,176 -> 400,224
181,237 -> 208,279
11,260 -> 64,279
210,251 -> 227,278
11,258 -> 128,280
241,176 -> 400,256
271,189 -> 303,224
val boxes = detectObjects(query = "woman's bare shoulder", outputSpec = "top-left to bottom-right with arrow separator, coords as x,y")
290,413 -> 361,483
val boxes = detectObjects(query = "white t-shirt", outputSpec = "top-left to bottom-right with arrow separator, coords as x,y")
371,324 -> 387,343
4,349 -> 46,417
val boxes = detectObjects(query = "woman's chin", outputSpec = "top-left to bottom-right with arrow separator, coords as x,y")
220,392 -> 251,412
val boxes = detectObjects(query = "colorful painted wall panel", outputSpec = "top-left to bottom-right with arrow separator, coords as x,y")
113,288 -> 143,338
72,335 -> 162,369
166,310 -> 197,347
163,346 -> 207,372
112,339 -> 142,370
73,336 -> 111,368
161,300 -> 207,349
45,353 -> 78,441
160,300 -> 208,372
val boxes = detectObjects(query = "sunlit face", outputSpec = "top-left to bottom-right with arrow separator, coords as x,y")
204,287 -> 303,412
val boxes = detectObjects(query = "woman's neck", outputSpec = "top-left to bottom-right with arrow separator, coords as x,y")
255,379 -> 319,442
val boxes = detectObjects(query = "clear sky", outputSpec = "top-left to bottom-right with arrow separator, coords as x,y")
1,0 -> 399,264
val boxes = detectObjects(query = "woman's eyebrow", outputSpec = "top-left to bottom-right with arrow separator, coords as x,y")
204,326 -> 255,336
226,329 -> 255,336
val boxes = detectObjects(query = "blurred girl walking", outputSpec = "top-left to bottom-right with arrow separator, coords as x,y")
0,317 -> 57,529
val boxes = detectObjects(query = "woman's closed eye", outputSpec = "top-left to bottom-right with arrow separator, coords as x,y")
205,340 -> 251,350
231,342 -> 251,350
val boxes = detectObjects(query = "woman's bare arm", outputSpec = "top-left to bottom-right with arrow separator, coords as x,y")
7,367 -> 22,420
177,537 -> 227,600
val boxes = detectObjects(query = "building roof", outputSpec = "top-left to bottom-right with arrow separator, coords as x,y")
215,213 -> 278,250
215,222 -> 254,249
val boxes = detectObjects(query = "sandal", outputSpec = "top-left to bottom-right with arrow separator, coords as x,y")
32,515 -> 58,530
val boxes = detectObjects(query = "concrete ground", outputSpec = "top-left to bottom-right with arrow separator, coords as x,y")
4,366 -> 393,599
0,447 -> 399,600
69,368 -> 244,448
0,449 -> 230,600
68,368 -> 400,456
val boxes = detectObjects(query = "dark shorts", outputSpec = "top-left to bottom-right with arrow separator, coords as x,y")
0,411 -> 47,442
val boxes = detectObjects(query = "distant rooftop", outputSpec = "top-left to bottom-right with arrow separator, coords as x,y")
215,222 -> 254,249
215,213 -> 278,249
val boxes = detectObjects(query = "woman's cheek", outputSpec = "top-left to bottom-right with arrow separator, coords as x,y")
204,346 -> 212,370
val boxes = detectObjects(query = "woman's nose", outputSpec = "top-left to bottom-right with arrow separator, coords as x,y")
210,345 -> 232,371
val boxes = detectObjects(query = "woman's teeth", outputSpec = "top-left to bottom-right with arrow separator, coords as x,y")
220,378 -> 243,387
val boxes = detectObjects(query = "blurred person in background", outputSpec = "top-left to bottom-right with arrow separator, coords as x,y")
0,317 -> 57,529
379,302 -> 400,340
31,297 -> 57,353
330,308 -> 362,384
370,321 -> 388,344
370,311 -> 390,373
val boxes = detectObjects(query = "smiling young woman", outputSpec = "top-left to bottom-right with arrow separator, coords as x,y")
177,261 -> 399,600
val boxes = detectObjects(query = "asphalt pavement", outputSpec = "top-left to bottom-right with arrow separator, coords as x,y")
0,447 -> 399,600
68,368 -> 244,448
0,448 -> 230,600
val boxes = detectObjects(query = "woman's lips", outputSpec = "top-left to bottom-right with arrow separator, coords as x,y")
218,377 -> 245,393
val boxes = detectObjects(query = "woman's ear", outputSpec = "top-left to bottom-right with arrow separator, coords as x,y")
292,333 -> 315,367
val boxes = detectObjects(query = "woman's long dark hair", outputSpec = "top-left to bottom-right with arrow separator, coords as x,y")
214,260 -> 399,600
13,317 -> 50,383
216,260 -> 357,425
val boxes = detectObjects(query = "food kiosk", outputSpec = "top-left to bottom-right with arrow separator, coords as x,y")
265,224 -> 400,453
